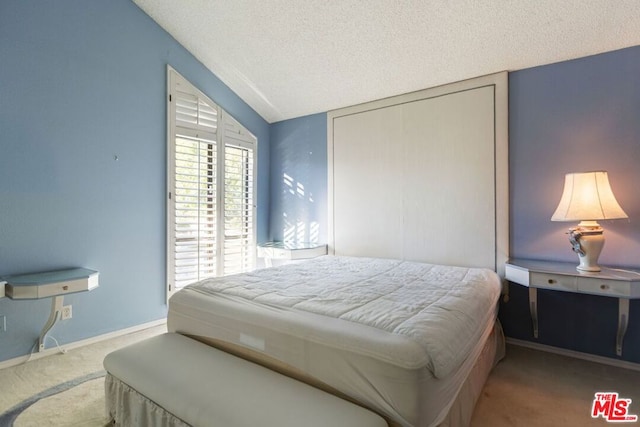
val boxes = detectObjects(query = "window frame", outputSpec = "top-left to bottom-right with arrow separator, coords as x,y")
166,66 -> 257,300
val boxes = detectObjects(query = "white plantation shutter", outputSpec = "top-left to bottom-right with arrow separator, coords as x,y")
173,135 -> 218,288
167,67 -> 257,297
222,114 -> 256,275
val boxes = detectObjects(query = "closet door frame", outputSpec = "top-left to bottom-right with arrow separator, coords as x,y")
327,72 -> 508,276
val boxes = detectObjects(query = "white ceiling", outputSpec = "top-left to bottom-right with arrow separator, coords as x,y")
133,0 -> 640,123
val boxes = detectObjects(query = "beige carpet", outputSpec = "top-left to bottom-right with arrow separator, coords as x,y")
1,324 -> 639,426
472,344 -> 640,426
0,324 -> 166,427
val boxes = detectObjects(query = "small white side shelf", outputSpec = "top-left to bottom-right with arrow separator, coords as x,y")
258,242 -> 327,267
506,258 -> 640,356
4,268 -> 99,299
2,268 -> 99,351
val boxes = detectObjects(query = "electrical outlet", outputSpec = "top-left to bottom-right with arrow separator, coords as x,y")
0,315 -> 5,332
61,305 -> 72,320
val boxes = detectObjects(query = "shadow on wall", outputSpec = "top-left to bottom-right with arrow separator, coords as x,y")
282,172 -> 320,243
269,113 -> 328,244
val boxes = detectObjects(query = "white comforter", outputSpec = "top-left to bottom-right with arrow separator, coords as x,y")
187,256 -> 501,378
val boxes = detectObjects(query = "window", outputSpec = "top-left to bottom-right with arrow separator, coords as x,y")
167,67 -> 256,297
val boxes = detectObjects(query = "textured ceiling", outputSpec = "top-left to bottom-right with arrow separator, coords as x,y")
133,0 -> 640,123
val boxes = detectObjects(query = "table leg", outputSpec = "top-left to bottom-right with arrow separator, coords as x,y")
529,287 -> 539,338
39,295 -> 64,352
616,298 -> 629,356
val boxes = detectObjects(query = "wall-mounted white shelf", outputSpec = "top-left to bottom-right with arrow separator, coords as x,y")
4,268 -> 98,299
505,258 -> 640,356
258,242 -> 327,267
2,268 -> 99,351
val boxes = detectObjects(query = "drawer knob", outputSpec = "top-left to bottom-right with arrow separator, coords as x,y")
548,279 -> 556,285
600,284 -> 609,290
62,285 -> 69,291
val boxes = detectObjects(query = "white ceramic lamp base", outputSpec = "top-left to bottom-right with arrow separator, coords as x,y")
570,221 -> 605,272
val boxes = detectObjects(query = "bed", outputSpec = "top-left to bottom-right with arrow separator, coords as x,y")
105,72 -> 508,426
166,255 -> 504,426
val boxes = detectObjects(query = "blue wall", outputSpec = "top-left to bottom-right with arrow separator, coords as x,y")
269,113 -> 327,244
502,45 -> 640,363
0,0 -> 269,362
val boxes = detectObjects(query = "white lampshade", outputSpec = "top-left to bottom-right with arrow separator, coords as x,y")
551,171 -> 628,222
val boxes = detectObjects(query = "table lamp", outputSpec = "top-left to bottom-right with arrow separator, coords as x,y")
551,171 -> 628,272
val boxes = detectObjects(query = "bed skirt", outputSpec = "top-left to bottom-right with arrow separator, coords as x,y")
105,373 -> 189,427
437,321 -> 505,426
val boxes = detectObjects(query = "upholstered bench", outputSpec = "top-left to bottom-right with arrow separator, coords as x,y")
103,332 -> 387,427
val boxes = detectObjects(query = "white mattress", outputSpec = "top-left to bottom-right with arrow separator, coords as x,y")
168,256 -> 501,427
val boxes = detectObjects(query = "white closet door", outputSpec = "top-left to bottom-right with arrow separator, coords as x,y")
332,105 -> 404,259
401,87 -> 495,267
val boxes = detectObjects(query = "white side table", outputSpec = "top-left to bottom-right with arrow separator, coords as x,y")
3,268 -> 99,351
505,258 -> 640,356
258,242 -> 327,267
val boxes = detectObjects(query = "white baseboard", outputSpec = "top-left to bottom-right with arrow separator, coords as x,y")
0,318 -> 167,370
506,337 -> 640,372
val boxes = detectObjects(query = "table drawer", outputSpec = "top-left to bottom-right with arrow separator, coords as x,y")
257,247 -> 291,260
530,272 -> 577,292
578,277 -> 631,297
258,244 -> 328,261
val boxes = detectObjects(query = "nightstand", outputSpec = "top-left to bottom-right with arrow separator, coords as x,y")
257,242 -> 327,267
505,258 -> 640,356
